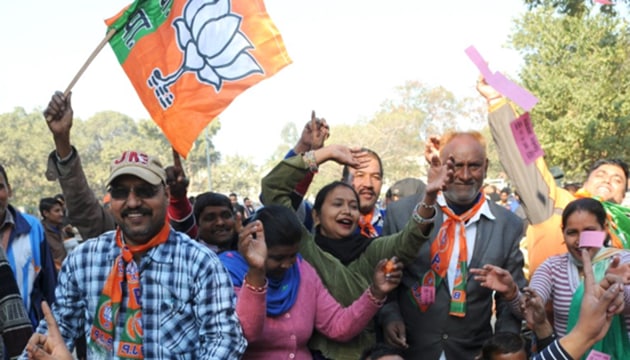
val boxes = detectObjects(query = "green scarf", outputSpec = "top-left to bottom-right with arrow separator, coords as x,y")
575,189 -> 630,249
600,200 -> 630,249
566,248 -> 630,359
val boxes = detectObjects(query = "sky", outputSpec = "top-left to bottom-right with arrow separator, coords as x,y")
1,0 -> 526,165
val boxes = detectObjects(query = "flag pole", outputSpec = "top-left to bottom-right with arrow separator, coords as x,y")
63,28 -> 117,96
172,147 -> 182,169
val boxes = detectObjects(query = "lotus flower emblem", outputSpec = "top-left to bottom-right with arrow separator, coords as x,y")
147,0 -> 263,109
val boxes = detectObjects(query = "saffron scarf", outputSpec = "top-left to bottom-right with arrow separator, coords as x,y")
566,248 -> 630,359
412,194 -> 486,317
358,211 -> 378,238
574,189 -> 630,249
219,251 -> 301,317
89,219 -> 170,359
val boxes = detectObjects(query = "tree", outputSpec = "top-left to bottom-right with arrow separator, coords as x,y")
0,108 -> 60,214
210,154 -> 262,201
303,81 -> 488,196
510,5 -> 630,180
0,107 -> 225,210
524,0 -> 625,17
178,120 -> 221,193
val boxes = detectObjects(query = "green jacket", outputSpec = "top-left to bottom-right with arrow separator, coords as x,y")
261,155 -> 431,360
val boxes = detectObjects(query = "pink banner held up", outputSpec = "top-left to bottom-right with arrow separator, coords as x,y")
464,45 -> 538,111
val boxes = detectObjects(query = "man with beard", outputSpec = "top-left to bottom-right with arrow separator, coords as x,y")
193,192 -> 238,253
32,151 -> 246,358
379,130 -> 526,359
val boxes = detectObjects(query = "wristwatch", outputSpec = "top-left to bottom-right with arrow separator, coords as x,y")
412,202 -> 437,224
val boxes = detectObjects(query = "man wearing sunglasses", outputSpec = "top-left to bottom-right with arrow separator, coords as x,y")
31,149 -> 246,358
43,91 -> 196,242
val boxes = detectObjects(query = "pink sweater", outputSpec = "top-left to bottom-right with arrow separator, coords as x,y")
235,259 -> 382,360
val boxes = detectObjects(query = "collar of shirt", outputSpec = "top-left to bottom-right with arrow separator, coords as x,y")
0,208 -> 15,230
201,241 -> 220,253
437,193 -> 496,224
437,193 -> 496,293
364,204 -> 384,225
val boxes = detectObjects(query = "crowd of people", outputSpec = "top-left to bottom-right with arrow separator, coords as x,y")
1,78 -> 629,360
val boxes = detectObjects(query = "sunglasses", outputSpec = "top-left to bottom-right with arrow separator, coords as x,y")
109,184 -> 161,200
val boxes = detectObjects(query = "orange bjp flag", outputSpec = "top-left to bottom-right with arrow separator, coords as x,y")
105,0 -> 291,157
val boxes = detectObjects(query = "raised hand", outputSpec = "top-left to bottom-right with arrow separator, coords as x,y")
557,249 -> 626,358
43,91 -> 73,158
165,148 -> 189,198
471,264 -> 518,300
294,110 -> 330,153
314,144 -> 371,170
43,91 -> 72,125
424,135 -> 441,164
238,219 -> 267,271
576,249 -> 624,338
475,75 -> 502,102
25,301 -> 72,360
605,255 -> 630,284
425,152 -> 454,197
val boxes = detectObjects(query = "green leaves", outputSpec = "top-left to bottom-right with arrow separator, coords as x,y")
511,4 -> 630,180
523,0 -> 624,17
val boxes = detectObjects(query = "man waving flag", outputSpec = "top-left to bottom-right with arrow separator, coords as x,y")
106,0 -> 291,157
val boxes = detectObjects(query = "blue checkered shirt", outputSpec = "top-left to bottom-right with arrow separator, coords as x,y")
36,228 -> 246,359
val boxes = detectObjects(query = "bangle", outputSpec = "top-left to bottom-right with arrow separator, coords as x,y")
303,150 -> 319,173
55,148 -> 75,165
418,201 -> 436,209
412,202 -> 437,225
487,96 -> 505,107
366,286 -> 386,306
244,277 -> 267,293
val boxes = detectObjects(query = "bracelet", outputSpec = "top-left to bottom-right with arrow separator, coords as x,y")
303,150 -> 319,173
244,277 -> 268,293
366,286 -> 386,306
412,202 -> 437,225
55,148 -> 75,165
418,201 -> 436,209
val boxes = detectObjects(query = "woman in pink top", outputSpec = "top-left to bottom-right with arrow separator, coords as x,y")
219,205 -> 402,360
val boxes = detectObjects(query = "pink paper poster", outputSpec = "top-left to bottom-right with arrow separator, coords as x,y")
586,349 -> 611,360
579,230 -> 606,248
509,113 -> 544,165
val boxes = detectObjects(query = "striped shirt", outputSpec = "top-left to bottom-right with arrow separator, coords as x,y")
533,340 -> 571,359
530,252 -> 630,337
35,228 -> 246,359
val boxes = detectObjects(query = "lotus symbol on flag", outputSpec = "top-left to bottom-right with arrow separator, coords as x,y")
147,0 -> 264,109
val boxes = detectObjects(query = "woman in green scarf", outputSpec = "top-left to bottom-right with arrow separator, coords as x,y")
471,198 -> 630,359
